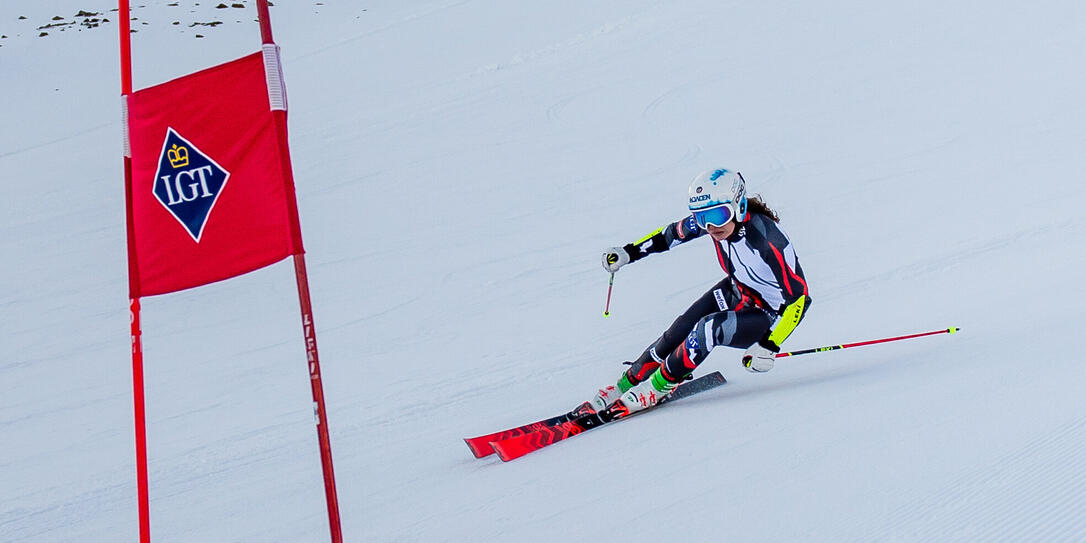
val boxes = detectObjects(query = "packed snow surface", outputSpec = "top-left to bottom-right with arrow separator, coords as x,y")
2,1 -> 1085,541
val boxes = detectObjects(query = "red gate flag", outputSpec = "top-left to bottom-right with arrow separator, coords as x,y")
126,51 -> 302,297
121,4 -> 342,541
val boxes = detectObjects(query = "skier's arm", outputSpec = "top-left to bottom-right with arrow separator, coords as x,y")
762,242 -> 809,347
622,216 -> 705,263
767,295 -> 808,346
744,218 -> 810,347
744,293 -> 808,373
742,251 -> 809,372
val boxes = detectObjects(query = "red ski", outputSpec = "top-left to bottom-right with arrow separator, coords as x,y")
464,402 -> 596,458
490,372 -> 726,461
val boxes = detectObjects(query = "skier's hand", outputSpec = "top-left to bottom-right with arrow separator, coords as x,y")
602,247 -> 630,273
742,338 -> 779,373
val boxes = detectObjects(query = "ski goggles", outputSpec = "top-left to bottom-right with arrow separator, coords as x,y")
692,202 -> 736,229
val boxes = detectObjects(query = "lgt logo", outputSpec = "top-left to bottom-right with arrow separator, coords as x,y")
152,127 -> 230,242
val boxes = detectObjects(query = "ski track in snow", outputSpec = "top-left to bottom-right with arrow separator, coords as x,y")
462,12 -> 646,80
816,217 -> 1084,304
873,416 -> 1086,542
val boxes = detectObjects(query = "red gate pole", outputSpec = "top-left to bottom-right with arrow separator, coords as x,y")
119,1 -> 151,541
129,298 -> 150,543
254,3 -> 343,542
293,255 -> 343,543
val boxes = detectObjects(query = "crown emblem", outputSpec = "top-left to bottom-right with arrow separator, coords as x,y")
167,144 -> 190,169
153,128 -> 231,242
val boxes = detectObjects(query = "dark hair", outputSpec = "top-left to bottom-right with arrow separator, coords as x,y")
746,195 -> 780,223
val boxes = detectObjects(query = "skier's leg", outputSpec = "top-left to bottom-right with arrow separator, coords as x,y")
617,311 -> 773,414
659,309 -> 773,382
591,279 -> 732,411
625,278 -> 735,383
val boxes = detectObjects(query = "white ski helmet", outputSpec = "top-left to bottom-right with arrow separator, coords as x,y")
687,169 -> 748,228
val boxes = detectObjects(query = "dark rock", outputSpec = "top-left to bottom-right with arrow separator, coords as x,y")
38,21 -> 76,30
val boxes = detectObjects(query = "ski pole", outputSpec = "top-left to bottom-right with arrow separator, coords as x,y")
603,272 -> 615,317
775,327 -> 960,358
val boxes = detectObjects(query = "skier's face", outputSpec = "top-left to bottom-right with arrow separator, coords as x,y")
706,221 -> 735,241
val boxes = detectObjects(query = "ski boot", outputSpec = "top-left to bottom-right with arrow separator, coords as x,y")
590,371 -> 635,412
615,367 -> 678,415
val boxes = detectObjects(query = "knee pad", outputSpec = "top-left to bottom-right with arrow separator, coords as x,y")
663,321 -> 712,377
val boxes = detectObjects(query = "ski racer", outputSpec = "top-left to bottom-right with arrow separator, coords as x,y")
594,168 -> 811,415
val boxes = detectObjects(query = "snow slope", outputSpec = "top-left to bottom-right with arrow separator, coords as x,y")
2,1 -> 1085,541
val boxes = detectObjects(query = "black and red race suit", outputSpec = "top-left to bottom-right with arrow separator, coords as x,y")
620,212 -> 810,383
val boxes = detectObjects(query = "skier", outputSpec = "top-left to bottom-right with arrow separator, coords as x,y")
594,168 -> 811,416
